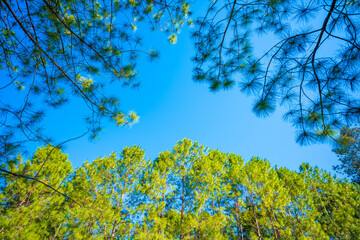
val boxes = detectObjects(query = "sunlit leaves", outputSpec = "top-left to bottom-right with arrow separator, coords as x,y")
78,76 -> 94,92
113,112 -> 126,126
129,110 -> 139,124
0,146 -> 73,239
14,81 -> 24,91
144,4 -> 153,14
1,141 -> 359,239
181,2 -> 190,16
130,23 -> 137,31
168,33 -> 178,44
0,0 -> 191,158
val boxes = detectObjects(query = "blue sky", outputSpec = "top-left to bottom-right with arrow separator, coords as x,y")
40,22 -> 340,176
2,1 -> 341,177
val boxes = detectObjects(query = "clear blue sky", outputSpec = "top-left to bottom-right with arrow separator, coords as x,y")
4,1 -> 341,176
40,23 -> 340,176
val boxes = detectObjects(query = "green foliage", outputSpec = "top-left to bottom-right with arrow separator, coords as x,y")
1,140 -> 359,239
0,0 -> 191,158
66,145 -> 149,238
0,145 -> 73,239
168,33 -> 178,44
192,0 -> 360,144
333,125 -> 360,184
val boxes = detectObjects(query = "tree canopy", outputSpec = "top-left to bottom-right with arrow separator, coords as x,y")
1,139 -> 359,239
2,0 -> 360,158
1,1 -> 359,238
192,0 -> 360,144
333,125 -> 360,183
0,0 -> 191,159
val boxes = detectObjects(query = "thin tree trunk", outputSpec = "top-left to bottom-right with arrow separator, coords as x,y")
180,175 -> 185,240
266,207 -> 280,240
250,191 -> 262,240
234,197 -> 244,240
52,223 -> 63,240
312,185 -> 342,239
109,221 -> 117,239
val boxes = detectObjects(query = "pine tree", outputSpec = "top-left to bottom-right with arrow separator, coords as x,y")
333,125 -> 360,183
67,146 -> 148,239
1,140 -> 359,239
0,0 -> 191,159
192,0 -> 360,144
0,145 -> 73,239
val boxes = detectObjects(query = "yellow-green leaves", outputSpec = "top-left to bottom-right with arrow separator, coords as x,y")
2,141 -> 359,239
181,2 -> 190,16
129,110 -> 139,123
168,33 -> 177,44
130,23 -> 137,31
128,0 -> 138,7
0,0 -> 191,154
113,111 -> 126,126
144,4 -> 153,14
0,146 -> 73,239
14,80 -> 24,90
112,111 -> 139,126
78,76 -> 94,91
